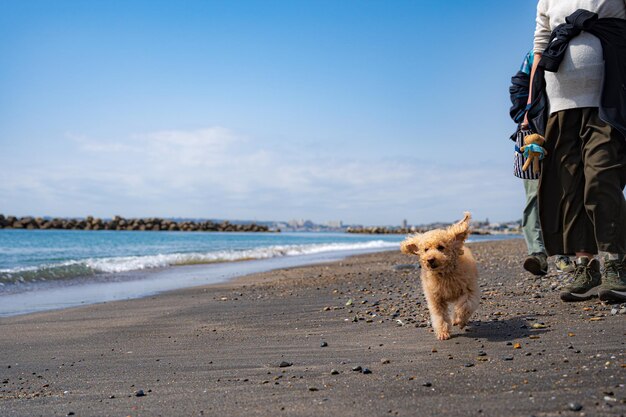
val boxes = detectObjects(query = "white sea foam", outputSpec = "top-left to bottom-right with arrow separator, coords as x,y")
89,240 -> 399,272
0,240 -> 398,284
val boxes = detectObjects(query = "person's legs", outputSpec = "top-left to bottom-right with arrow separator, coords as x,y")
539,110 -> 598,256
521,179 -> 547,275
539,109 -> 602,301
521,176 -> 574,273
522,179 -> 545,254
578,109 -> 626,301
554,112 -> 600,255
579,109 -> 626,254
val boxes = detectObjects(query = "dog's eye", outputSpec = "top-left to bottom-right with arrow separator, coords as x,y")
437,245 -> 445,251
424,248 -> 429,253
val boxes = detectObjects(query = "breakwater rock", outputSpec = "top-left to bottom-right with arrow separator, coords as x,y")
346,226 -> 491,235
0,214 -> 273,232
346,226 -> 427,235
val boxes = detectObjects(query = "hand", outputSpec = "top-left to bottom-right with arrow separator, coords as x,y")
521,113 -> 530,130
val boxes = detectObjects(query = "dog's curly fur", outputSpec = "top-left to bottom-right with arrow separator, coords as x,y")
400,212 -> 479,340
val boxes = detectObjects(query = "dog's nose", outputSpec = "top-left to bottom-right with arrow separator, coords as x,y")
427,258 -> 437,267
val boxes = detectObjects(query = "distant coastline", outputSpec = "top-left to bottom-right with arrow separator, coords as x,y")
0,214 -> 274,233
345,225 -> 520,235
0,214 -> 523,235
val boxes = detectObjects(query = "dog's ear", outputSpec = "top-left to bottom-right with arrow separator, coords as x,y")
400,237 -> 420,255
448,212 -> 471,242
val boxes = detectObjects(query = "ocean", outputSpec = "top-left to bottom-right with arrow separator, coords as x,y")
0,229 -> 518,316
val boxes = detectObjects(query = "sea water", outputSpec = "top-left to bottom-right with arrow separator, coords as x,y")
0,229 -> 518,316
0,229 -> 403,285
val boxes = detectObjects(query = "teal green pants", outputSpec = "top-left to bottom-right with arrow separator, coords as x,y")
522,179 -> 546,255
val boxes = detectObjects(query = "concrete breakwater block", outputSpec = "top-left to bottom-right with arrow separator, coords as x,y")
0,214 -> 274,233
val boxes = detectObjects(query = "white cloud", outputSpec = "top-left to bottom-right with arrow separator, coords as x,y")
0,126 -> 523,224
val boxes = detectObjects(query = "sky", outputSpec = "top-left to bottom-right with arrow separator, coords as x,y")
0,0 -> 542,226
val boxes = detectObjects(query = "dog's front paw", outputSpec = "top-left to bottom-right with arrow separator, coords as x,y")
436,330 -> 451,340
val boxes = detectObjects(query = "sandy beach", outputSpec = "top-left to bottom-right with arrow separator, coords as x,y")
0,238 -> 624,417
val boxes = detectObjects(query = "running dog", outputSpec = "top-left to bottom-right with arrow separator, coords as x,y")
400,212 -> 479,340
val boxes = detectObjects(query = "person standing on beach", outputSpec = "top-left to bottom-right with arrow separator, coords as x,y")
511,51 -> 574,277
523,0 -> 626,302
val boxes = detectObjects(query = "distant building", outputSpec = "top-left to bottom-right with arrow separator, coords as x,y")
289,219 -> 305,228
327,220 -> 343,228
402,219 -> 407,229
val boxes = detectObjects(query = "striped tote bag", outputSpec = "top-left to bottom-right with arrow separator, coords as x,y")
513,128 -> 540,180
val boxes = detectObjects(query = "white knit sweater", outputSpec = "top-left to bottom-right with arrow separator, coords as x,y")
534,0 -> 626,114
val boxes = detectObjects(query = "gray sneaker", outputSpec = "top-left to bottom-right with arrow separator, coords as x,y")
598,255 -> 626,302
560,257 -> 601,302
523,252 -> 548,276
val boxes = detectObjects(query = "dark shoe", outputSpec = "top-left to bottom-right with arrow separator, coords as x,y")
523,252 -> 548,276
560,257 -> 601,302
554,255 -> 574,273
598,255 -> 626,302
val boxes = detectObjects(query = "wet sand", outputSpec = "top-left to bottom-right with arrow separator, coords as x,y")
0,239 -> 624,417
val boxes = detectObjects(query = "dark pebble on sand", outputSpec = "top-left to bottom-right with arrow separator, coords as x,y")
352,366 -> 362,372
477,351 -> 487,357
330,369 -> 339,375
464,363 -> 475,367
393,264 -> 419,271
422,382 -> 432,387
503,356 -> 514,361
320,342 -> 328,347
135,389 -> 145,397
362,368 -> 372,374
279,361 -> 293,368
67,413 -> 75,416
567,402 -> 583,411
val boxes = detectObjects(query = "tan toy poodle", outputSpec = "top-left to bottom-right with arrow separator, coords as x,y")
400,212 -> 479,340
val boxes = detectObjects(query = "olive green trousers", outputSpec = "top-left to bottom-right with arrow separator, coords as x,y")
539,108 -> 626,256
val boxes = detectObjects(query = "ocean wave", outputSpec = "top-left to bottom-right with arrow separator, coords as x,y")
0,240 -> 398,285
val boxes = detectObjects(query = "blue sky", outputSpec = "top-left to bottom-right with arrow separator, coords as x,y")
0,0 -> 540,225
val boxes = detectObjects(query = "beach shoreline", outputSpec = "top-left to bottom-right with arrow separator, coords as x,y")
0,238 -> 624,417
0,232 -> 516,317
0,246 -> 395,317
